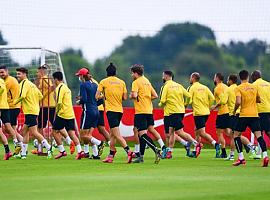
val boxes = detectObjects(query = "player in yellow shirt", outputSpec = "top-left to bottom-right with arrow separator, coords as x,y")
251,70 -> 270,159
0,65 -> 23,155
233,70 -> 268,167
51,71 -> 84,160
220,74 -> 257,161
187,72 -> 220,158
159,71 -> 200,159
130,64 -> 162,164
96,63 -> 133,163
14,67 -> 52,159
211,73 -> 230,158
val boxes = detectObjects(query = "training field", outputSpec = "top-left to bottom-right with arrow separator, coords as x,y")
0,146 -> 270,200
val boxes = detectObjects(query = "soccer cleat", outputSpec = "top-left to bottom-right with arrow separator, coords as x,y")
76,151 -> 85,160
31,149 -> 38,155
47,150 -> 53,159
55,151 -> 67,159
154,149 -> 162,164
195,143 -> 202,158
249,152 -> 262,160
102,155 -> 114,163
132,152 -> 140,158
233,159 -> 246,166
89,155 -> 101,160
84,152 -> 90,158
215,143 -> 221,158
98,141 -> 105,156
21,155 -> 27,160
13,145 -> 21,156
184,142 -> 191,156
3,151 -> 12,160
132,156 -> 144,163
70,141 -> 75,155
127,151 -> 133,163
262,157 -> 269,167
224,155 -> 234,161
166,151 -> 172,159
220,153 -> 227,158
161,147 -> 169,159
188,151 -> 196,158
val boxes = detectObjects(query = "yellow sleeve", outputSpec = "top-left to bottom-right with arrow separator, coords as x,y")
36,87 -> 43,100
207,88 -> 215,105
0,86 -> 4,95
182,85 -> 191,98
123,81 -> 127,93
235,87 -> 241,97
159,85 -> 167,106
56,86 -> 64,104
19,81 -> 29,99
132,81 -> 138,92
220,89 -> 229,105
97,80 -> 104,92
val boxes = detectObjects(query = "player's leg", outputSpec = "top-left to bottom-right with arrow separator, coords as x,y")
97,110 -> 110,143
133,127 -> 141,158
59,128 -> 75,154
0,124 -> 12,160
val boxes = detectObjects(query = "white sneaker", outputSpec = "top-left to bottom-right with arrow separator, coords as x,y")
224,155 -> 234,161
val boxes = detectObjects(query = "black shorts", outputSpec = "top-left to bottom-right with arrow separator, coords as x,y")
53,116 -> 75,132
164,116 -> 170,134
25,114 -> 38,128
98,111 -> 105,126
38,107 -> 55,128
9,108 -> 20,126
216,113 -> 230,129
235,117 -> 261,133
168,113 -> 184,131
194,115 -> 209,130
0,109 -> 11,125
228,115 -> 239,131
134,114 -> 154,132
106,111 -> 123,129
80,109 -> 99,129
259,113 -> 270,132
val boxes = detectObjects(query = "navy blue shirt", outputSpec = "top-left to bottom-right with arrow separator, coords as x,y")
79,81 -> 100,111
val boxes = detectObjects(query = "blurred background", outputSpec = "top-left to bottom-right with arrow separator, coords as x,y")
1,0 -> 270,106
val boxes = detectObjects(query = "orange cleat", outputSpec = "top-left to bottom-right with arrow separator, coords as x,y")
76,151 -> 85,160
102,155 -> 114,163
70,141 -> 75,155
233,159 -> 246,166
31,149 -> 38,155
55,151 -> 67,159
262,157 -> 269,167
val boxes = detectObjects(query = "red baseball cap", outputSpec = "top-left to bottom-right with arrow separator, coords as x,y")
75,68 -> 89,76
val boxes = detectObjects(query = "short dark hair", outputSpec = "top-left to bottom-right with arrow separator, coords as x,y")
130,64 -> 144,76
16,67 -> 28,75
52,71 -> 63,81
239,70 -> 249,81
251,70 -> 261,80
106,62 -> 116,76
215,72 -> 224,81
38,64 -> 48,70
0,65 -> 7,70
163,70 -> 174,78
228,74 -> 237,84
192,72 -> 200,81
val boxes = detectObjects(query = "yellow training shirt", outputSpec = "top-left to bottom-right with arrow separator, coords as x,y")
0,78 -> 9,109
55,83 -> 75,119
252,78 -> 270,113
235,82 -> 258,117
159,80 -> 190,116
98,76 -> 127,113
214,82 -> 229,115
132,76 -> 155,114
4,75 -> 21,109
38,75 -> 56,107
188,82 -> 215,116
18,78 -> 43,115
92,78 -> 104,111
220,84 -> 240,115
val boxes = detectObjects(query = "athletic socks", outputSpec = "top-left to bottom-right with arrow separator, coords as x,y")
58,145 -> 65,153
134,144 -> 140,153
229,150 -> 234,156
92,145 -> 98,156
38,143 -> 42,152
109,150 -> 116,157
90,137 -> 101,146
234,137 -> 244,160
124,146 -> 130,154
180,140 -> 188,146
84,144 -> 90,154
221,148 -> 226,155
21,143 -> 28,156
211,140 -> 217,146
4,144 -> 10,154
13,138 -> 18,146
157,139 -> 165,149
65,136 -> 72,145
140,134 -> 158,153
76,145 -> 82,153
41,139 -> 51,151
238,152 -> 244,160
139,136 -> 147,156
257,136 -> 268,158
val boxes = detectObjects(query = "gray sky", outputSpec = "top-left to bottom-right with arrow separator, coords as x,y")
1,0 -> 270,62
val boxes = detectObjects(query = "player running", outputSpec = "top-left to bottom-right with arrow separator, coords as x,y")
51,71 -> 84,160
187,72 -> 221,158
0,66 -> 23,155
14,67 -> 52,159
251,70 -> 270,159
211,73 -> 230,158
159,71 -> 200,159
96,63 -> 133,163
130,64 -> 162,164
76,68 -> 105,159
233,70 -> 268,167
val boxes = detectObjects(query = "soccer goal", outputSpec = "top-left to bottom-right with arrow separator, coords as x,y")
0,46 -> 67,140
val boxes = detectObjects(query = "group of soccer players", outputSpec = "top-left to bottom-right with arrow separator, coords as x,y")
0,63 -> 269,167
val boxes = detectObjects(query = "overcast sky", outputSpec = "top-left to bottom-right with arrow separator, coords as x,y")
1,0 -> 270,62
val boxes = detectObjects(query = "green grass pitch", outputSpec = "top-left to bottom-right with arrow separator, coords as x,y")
0,145 -> 270,200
